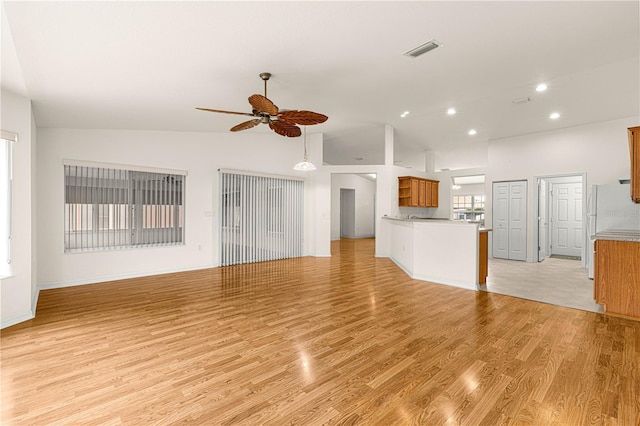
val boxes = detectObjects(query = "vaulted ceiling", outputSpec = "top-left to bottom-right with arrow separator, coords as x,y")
2,1 -> 639,166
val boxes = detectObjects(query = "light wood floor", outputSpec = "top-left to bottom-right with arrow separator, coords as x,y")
2,238 -> 639,425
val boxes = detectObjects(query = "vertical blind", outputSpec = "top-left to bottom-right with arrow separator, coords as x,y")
64,163 -> 185,252
220,170 -> 304,266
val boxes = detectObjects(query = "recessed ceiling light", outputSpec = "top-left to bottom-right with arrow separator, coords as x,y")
400,111 -> 410,118
549,112 -> 560,119
468,129 -> 477,135
536,83 -> 548,92
447,108 -> 456,115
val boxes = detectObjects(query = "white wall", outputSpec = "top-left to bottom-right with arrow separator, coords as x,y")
434,141 -> 489,171
485,116 -> 638,261
36,128 -> 318,288
1,90 -> 36,328
7,104 -> 637,328
330,174 -> 376,240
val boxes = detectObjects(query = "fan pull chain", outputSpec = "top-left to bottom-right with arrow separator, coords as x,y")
303,126 -> 308,160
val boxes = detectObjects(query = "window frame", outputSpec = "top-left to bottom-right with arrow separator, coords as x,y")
63,161 -> 187,253
0,131 -> 16,278
452,194 -> 485,222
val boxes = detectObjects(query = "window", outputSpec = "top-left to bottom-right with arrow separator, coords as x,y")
453,195 -> 485,223
0,131 -> 16,277
64,163 -> 185,252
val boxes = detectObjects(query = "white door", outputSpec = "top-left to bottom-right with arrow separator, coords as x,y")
538,180 -> 547,261
492,180 -> 527,261
493,182 -> 509,259
551,182 -> 582,257
508,181 -> 527,261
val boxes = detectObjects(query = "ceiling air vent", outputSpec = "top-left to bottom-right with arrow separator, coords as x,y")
404,39 -> 442,58
512,96 -> 532,104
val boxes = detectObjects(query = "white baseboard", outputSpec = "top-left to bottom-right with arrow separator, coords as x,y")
339,234 -> 375,239
1,311 -> 35,329
388,256 -> 477,291
38,263 -> 218,290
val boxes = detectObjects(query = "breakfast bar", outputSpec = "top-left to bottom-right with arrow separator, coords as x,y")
383,217 -> 489,291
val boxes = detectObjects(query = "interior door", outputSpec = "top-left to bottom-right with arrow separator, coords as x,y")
538,179 -> 547,261
492,180 -> 527,261
508,181 -> 527,261
551,182 -> 582,257
492,182 -> 510,259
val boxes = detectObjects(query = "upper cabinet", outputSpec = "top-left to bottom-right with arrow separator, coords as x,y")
398,176 -> 439,208
629,126 -> 640,203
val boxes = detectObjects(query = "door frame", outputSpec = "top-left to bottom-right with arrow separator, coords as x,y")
533,172 -> 587,267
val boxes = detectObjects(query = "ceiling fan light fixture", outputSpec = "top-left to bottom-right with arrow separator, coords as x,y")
404,39 -> 442,58
293,161 -> 317,171
293,126 -> 316,171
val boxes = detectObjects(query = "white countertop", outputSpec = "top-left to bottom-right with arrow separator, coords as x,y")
595,229 -> 640,242
382,217 -> 490,232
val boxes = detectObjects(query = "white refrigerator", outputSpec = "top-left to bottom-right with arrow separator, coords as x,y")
587,183 -> 640,278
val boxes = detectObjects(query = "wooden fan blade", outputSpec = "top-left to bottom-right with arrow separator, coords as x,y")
269,120 -> 302,137
196,107 -> 255,117
278,110 -> 328,125
230,119 -> 261,132
248,94 -> 279,116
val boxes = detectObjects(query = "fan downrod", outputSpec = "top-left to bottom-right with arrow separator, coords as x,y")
260,72 -> 271,98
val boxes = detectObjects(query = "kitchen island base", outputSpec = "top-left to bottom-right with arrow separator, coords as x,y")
383,218 -> 487,291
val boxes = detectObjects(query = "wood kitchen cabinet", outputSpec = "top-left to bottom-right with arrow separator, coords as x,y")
478,230 -> 489,284
398,176 -> 439,207
594,239 -> 640,319
430,181 -> 439,207
629,126 -> 640,203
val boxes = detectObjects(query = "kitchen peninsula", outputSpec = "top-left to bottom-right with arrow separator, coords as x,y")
383,217 -> 489,290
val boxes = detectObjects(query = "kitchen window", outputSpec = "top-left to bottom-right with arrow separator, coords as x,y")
453,195 -> 485,223
64,161 -> 186,252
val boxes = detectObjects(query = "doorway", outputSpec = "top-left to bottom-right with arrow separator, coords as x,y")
330,173 -> 377,253
340,188 -> 356,238
536,174 -> 585,264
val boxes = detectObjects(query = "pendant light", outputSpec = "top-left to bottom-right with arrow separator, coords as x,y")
293,126 -> 316,171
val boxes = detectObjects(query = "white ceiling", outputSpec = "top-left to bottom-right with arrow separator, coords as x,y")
2,1 -> 639,166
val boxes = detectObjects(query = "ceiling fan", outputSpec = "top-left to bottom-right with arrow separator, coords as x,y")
196,72 -> 328,137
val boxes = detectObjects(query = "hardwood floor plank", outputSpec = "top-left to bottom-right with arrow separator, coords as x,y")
2,238 -> 639,424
